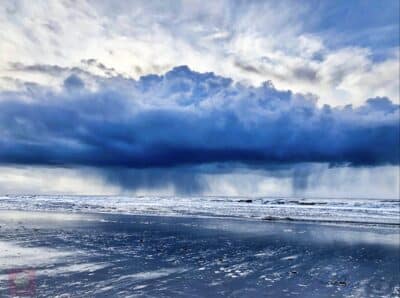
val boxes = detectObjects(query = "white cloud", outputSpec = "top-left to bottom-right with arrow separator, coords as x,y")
0,165 -> 398,199
0,166 -> 121,195
0,0 -> 398,106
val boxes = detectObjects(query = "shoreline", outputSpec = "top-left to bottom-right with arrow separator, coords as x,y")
1,207 -> 399,228
1,195 -> 399,227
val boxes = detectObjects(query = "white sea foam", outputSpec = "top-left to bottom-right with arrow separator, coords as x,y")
0,195 -> 398,225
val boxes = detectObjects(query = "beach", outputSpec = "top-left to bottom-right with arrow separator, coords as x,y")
0,204 -> 399,297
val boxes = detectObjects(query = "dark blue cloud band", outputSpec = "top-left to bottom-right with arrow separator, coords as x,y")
0,66 -> 399,169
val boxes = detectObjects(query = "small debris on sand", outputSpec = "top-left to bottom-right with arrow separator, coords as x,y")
331,281 -> 347,287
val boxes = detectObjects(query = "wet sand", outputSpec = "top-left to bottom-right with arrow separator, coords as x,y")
0,210 -> 399,297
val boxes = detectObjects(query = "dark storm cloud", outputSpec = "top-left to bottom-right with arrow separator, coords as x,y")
81,58 -> 119,75
101,167 -> 207,195
63,74 -> 85,90
10,61 -> 125,79
0,65 -> 399,171
235,60 -> 318,83
10,62 -> 81,75
292,66 -> 318,82
234,60 -> 263,75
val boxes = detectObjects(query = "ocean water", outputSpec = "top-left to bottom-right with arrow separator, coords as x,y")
0,195 -> 399,225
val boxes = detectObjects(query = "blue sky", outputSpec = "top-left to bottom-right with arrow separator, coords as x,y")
0,0 -> 399,197
308,0 -> 399,50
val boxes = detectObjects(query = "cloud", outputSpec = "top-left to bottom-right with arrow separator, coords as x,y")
0,166 -> 120,195
63,74 -> 85,90
1,164 -> 398,198
1,0 -> 398,106
0,1 -> 398,196
0,66 -> 398,172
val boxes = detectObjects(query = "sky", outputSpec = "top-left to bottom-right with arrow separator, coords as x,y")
0,0 -> 399,198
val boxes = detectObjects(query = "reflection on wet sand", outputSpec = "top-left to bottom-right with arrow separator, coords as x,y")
0,211 -> 399,297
